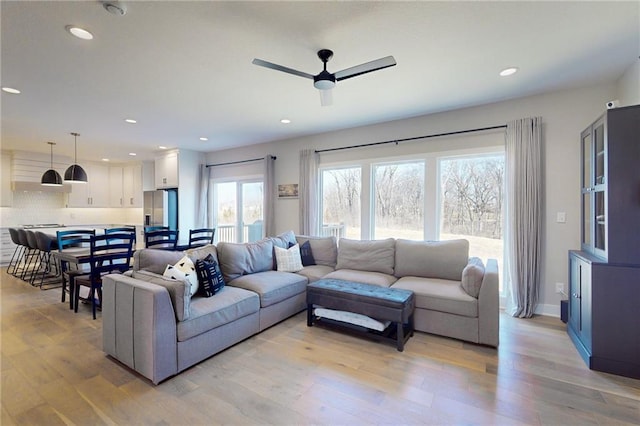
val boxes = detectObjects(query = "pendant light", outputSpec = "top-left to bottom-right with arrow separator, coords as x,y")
64,132 -> 88,183
41,141 -> 63,186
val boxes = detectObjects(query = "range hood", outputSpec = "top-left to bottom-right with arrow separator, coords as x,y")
11,181 -> 72,193
10,150 -> 72,193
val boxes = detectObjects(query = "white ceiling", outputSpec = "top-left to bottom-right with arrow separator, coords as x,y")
1,1 -> 638,162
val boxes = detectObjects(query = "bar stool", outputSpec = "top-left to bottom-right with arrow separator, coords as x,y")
7,228 -> 25,276
34,231 -> 60,289
24,230 -> 41,283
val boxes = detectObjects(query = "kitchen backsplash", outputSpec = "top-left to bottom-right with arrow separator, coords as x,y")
0,191 -> 142,227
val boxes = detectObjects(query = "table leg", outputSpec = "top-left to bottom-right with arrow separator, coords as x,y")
307,304 -> 314,326
396,322 -> 404,352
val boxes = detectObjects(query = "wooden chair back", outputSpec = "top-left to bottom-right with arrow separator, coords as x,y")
188,228 -> 215,249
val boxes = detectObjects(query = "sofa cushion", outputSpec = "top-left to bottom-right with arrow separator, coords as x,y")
132,269 -> 192,321
133,249 -> 185,275
296,264 -> 334,283
323,269 -> 397,287
295,235 -> 337,268
274,244 -> 303,272
177,286 -> 260,342
394,239 -> 469,281
392,276 -> 478,317
186,244 -> 218,263
228,270 -> 308,308
217,239 -> 274,282
163,257 -> 198,296
336,238 -> 396,275
461,257 -> 485,298
195,253 -> 226,297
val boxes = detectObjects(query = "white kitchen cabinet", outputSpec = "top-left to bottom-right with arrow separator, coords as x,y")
109,166 -> 124,207
123,164 -> 143,207
155,151 -> 179,189
66,162 -> 110,207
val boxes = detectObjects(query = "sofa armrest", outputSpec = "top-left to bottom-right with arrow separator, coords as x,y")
478,259 -> 499,347
102,274 -> 178,384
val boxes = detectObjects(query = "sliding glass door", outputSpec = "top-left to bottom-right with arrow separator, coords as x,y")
213,179 -> 263,243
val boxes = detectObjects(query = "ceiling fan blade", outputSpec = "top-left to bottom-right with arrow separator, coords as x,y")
334,56 -> 397,81
252,58 -> 314,80
319,89 -> 333,107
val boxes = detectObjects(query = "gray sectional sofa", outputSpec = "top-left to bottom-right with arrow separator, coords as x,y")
102,232 -> 498,384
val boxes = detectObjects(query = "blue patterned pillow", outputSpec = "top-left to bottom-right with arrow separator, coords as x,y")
299,240 -> 315,266
195,253 -> 225,297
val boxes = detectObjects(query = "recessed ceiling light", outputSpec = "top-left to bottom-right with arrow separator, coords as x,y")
280,119 -> 291,124
158,145 -> 167,150
199,137 -> 208,141
125,118 -> 137,124
499,67 -> 519,77
2,87 -> 21,94
128,152 -> 136,156
66,25 -> 94,40
102,158 -> 110,162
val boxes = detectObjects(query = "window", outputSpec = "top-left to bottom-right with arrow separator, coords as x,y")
318,147 -> 505,293
438,154 -> 504,290
321,167 -> 360,239
213,179 -> 263,243
373,161 -> 424,239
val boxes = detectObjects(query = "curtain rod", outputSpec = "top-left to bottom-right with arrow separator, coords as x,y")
314,124 -> 507,154
206,156 -> 277,168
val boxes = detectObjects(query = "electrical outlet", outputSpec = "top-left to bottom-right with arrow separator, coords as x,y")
555,282 -> 564,294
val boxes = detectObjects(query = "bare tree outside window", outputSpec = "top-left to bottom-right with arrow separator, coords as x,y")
439,155 -> 504,289
373,162 -> 424,239
321,167 -> 361,238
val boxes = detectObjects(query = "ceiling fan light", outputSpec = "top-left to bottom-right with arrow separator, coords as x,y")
41,169 -> 63,186
314,79 -> 335,90
64,164 -> 88,183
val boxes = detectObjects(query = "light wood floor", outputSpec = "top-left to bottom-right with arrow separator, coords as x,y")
1,269 -> 639,426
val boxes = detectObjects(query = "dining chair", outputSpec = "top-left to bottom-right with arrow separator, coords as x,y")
72,233 -> 135,319
188,228 -> 215,249
57,229 -> 96,309
144,226 -> 169,233
105,226 -> 137,244
145,229 -> 179,250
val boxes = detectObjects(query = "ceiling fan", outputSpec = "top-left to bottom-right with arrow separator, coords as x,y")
252,49 -> 396,106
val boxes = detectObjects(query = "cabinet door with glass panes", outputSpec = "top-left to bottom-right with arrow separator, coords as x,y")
580,115 -> 606,259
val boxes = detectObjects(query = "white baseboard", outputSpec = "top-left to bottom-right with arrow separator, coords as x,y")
534,303 -> 560,318
500,296 -> 561,318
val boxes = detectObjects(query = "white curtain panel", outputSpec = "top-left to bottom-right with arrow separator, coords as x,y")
263,155 -> 276,237
505,117 -> 543,318
197,164 -> 211,228
299,149 -> 320,235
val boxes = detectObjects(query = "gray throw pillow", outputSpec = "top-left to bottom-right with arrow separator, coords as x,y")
132,269 -> 191,322
460,257 -> 485,298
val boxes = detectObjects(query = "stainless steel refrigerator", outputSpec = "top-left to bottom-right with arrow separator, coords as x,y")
143,189 -> 178,230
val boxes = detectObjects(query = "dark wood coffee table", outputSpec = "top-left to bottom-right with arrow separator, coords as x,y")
307,278 -> 415,351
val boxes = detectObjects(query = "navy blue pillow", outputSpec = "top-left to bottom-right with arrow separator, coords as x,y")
195,254 -> 225,297
299,240 -> 315,266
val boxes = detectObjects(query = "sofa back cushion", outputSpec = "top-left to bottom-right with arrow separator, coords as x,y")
185,244 -> 218,263
216,239 -> 274,283
133,249 -> 186,275
336,238 -> 396,275
295,235 -> 338,268
394,239 -> 469,281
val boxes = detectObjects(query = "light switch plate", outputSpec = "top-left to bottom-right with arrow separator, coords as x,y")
556,212 -> 566,223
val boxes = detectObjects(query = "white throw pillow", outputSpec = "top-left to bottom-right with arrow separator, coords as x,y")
274,244 -> 303,273
163,255 -> 198,296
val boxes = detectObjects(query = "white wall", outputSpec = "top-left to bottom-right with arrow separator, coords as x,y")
616,58 -> 640,106
206,83 -> 617,316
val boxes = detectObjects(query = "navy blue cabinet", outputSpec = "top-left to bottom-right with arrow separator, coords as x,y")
568,105 -> 640,379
